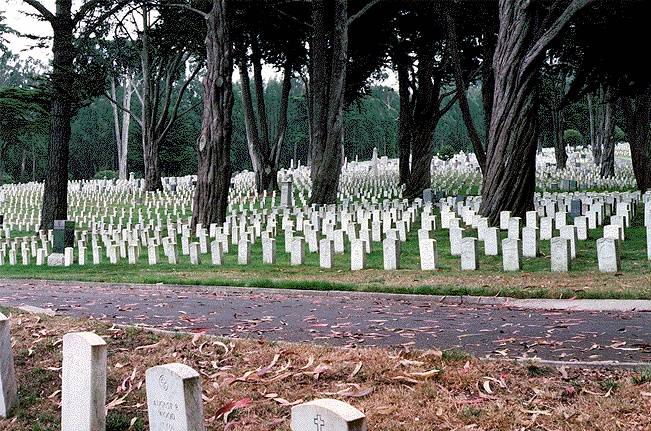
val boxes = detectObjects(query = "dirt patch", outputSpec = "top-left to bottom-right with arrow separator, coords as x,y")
2,310 -> 650,430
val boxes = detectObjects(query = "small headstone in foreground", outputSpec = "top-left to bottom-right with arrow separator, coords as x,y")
61,332 -> 107,431
0,312 -> 17,418
146,363 -> 205,431
291,398 -> 367,431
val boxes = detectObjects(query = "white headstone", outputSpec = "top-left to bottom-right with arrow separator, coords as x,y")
502,238 -> 521,271
460,237 -> 479,271
419,238 -> 437,270
350,239 -> 366,271
61,332 -> 107,431
291,399 -> 367,431
145,363 -> 205,431
550,237 -> 571,272
597,237 -> 621,273
0,313 -> 17,418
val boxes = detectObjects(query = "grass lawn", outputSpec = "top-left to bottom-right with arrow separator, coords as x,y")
1,210 -> 650,300
3,307 -> 650,431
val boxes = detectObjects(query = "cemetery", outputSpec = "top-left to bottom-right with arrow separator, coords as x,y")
0,0 -> 651,430
0,146 -> 650,300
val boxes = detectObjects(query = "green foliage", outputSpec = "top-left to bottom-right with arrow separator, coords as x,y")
437,144 -> 457,161
526,363 -> 553,377
442,348 -> 471,362
563,129 -> 583,147
599,378 -> 620,392
613,125 -> 626,142
93,170 -> 118,180
106,412 -> 144,431
632,368 -> 651,385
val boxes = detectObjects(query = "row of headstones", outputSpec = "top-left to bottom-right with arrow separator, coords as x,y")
0,313 -> 366,431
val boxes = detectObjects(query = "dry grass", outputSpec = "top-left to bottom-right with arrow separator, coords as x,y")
2,310 -> 651,431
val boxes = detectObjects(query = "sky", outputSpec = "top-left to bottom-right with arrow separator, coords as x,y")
3,0 -> 55,60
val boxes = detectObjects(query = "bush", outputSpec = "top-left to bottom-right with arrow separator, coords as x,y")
563,129 -> 583,147
0,172 -> 13,185
613,126 -> 626,143
437,144 -> 457,161
93,170 -> 118,180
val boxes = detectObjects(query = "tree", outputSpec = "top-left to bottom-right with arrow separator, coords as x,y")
479,0 -> 597,225
110,72 -> 135,180
390,4 -> 462,199
625,90 -> 651,191
192,0 -> 234,228
105,37 -> 140,180
308,0 -> 384,205
234,2 -> 306,193
21,0 -> 130,229
308,0 -> 348,205
0,87 -> 49,184
124,2 -> 203,191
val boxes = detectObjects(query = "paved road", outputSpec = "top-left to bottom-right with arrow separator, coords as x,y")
1,279 -> 649,364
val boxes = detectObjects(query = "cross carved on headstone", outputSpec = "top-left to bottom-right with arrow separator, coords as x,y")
314,414 -> 325,431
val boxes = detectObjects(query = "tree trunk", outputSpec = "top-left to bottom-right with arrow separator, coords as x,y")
309,0 -> 347,205
403,35 -> 447,200
626,89 -> 651,191
40,12 -> 74,230
553,120 -> 567,169
270,61 -> 292,188
481,19 -> 497,143
394,41 -> 412,185
479,0 -> 595,225
587,93 -> 597,159
479,1 -> 543,225
20,148 -> 27,181
552,105 -> 567,169
111,74 -> 133,180
239,56 -> 266,193
140,5 -> 163,191
192,0 -> 233,229
239,50 -> 290,194
447,11 -> 486,174
599,88 -> 615,178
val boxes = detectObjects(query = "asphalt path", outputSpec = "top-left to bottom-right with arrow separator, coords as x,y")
1,278 -> 649,364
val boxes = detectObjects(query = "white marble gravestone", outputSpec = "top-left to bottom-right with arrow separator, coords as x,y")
350,239 -> 366,271
383,237 -> 400,270
597,237 -> 621,273
291,237 -> 305,266
0,313 -> 17,418
146,363 -> 205,431
61,332 -> 107,431
460,237 -> 479,271
419,238 -> 437,270
291,398 -> 367,431
319,239 -> 334,269
502,238 -> 521,271
550,237 -> 571,272
483,227 -> 500,256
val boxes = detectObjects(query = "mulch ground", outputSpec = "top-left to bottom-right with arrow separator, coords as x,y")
2,310 -> 650,431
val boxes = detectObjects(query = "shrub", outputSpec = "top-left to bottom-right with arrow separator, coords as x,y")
437,144 -> 457,161
613,125 -> 626,143
93,170 -> 118,180
563,129 -> 583,147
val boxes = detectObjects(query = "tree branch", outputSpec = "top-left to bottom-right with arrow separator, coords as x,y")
347,0 -> 383,25
21,0 -> 55,22
524,0 -> 597,70
104,91 -> 143,128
